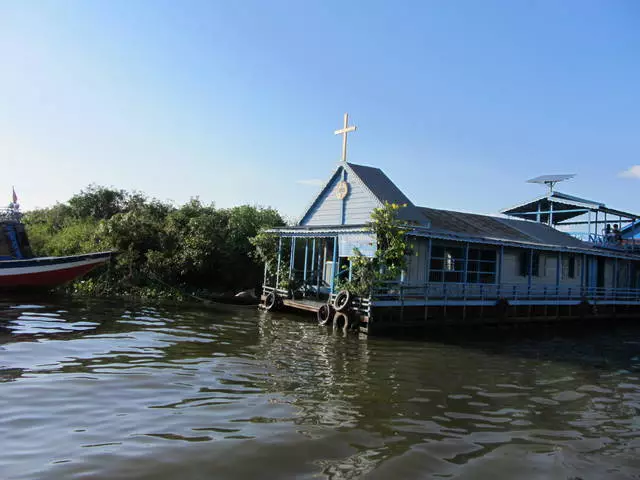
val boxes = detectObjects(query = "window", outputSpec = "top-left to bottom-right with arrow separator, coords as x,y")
561,255 -> 577,280
429,244 -> 497,284
429,245 -> 464,283
567,255 -> 576,279
466,248 -> 497,284
519,250 -> 540,277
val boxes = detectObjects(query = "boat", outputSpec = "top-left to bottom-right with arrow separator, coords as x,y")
0,206 -> 113,291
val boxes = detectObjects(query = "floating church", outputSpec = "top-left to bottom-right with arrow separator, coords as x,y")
260,114 -> 640,334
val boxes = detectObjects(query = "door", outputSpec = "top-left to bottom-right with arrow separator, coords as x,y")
596,257 -> 606,289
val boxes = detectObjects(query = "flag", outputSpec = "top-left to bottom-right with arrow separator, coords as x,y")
12,187 -> 17,204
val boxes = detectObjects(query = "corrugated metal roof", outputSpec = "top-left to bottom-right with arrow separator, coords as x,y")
417,207 -> 588,248
347,163 -> 426,224
347,163 -> 413,206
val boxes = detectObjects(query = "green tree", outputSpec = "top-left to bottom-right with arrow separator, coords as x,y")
340,202 -> 412,297
22,186 -> 286,298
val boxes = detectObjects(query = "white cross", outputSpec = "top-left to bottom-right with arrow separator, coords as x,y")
334,113 -> 357,163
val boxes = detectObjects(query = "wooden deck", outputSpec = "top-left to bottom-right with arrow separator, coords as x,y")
281,297 -> 326,313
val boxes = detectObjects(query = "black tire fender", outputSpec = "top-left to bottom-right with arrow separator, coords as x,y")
317,303 -> 335,326
334,290 -> 352,312
265,292 -> 278,311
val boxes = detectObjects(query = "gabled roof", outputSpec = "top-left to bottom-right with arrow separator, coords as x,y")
347,163 -> 413,206
346,163 -> 426,224
297,162 -> 427,226
501,190 -> 638,224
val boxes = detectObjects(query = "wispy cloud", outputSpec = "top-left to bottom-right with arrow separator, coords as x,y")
619,165 -> 640,179
296,179 -> 324,186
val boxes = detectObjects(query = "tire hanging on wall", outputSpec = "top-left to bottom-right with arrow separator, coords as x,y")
265,292 -> 279,311
334,290 -> 352,312
317,303 -> 335,326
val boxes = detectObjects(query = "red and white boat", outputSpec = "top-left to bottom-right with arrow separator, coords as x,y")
0,207 -> 113,291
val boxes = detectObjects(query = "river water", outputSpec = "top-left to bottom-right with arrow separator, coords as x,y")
0,298 -> 639,479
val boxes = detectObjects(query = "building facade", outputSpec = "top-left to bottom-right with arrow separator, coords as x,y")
262,161 -> 640,334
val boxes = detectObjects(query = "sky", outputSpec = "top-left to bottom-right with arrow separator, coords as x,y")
1,1 -> 639,222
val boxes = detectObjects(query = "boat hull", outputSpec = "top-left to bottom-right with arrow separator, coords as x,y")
0,252 -> 113,290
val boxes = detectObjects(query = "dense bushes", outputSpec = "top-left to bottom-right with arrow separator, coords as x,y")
22,185 -> 285,298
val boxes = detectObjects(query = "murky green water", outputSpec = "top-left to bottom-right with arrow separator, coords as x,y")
0,298 -> 639,479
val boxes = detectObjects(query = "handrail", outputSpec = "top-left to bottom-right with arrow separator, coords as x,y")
570,232 -> 639,251
371,281 -> 640,303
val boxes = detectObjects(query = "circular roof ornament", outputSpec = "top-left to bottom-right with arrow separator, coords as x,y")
336,180 -> 349,200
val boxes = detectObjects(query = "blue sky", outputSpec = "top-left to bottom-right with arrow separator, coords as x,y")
1,1 -> 639,221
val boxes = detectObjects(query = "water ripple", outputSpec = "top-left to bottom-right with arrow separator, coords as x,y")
0,300 -> 639,479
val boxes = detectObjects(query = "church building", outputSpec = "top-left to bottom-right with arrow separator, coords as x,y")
261,115 -> 640,334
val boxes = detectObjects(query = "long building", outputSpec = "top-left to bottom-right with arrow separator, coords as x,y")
261,118 -> 640,334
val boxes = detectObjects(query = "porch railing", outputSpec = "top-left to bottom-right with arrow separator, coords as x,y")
570,232 -> 640,252
371,281 -> 640,304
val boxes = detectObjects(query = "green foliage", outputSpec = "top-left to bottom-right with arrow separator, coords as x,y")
339,202 -> 412,297
22,186 -> 285,298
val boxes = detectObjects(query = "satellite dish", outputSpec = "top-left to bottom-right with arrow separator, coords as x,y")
527,174 -> 575,193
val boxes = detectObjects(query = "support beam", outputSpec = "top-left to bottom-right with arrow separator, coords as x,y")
498,245 -> 504,287
311,238 -> 316,282
289,237 -> 296,282
275,237 -> 282,289
322,239 -> 327,283
263,262 -> 268,291
330,236 -> 338,294
516,208 -> 589,216
528,248 -> 534,290
463,242 -> 470,283
303,239 -> 309,283
317,238 -> 323,298
425,238 -> 433,284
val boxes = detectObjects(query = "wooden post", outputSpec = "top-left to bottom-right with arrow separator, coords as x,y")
303,239 -> 309,284
263,262 -> 268,295
581,253 -> 586,297
321,238 -> 327,294
311,238 -> 316,284
463,242 -> 469,320
556,251 -> 561,318
330,236 -> 338,294
289,237 -> 296,284
497,245 -> 504,292
528,249 -> 534,319
425,238 -> 432,284
424,238 -> 432,322
275,237 -> 282,290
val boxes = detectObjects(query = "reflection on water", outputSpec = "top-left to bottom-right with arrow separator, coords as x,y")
0,297 -> 639,479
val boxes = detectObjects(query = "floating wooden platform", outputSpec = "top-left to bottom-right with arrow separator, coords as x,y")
281,298 -> 325,312
258,296 -> 325,313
